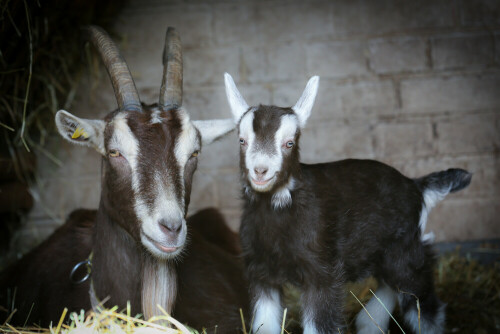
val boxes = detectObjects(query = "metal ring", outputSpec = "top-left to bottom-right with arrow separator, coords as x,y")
70,259 -> 91,284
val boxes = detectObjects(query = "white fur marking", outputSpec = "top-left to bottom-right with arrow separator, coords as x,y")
174,108 -> 199,171
272,177 -> 295,209
423,187 -> 451,210
138,172 -> 187,258
253,290 -> 282,334
356,284 -> 397,334
403,302 -> 445,334
150,108 -> 163,124
302,322 -> 319,334
419,204 -> 436,243
302,311 -> 319,334
419,187 -> 451,243
110,113 -> 140,191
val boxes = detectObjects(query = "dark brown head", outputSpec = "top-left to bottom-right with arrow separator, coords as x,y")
224,73 -> 319,209
55,26 -> 234,259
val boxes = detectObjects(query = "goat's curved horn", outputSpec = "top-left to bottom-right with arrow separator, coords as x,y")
83,26 -> 141,112
159,27 -> 183,109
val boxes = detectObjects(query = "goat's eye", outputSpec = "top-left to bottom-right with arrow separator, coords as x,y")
109,149 -> 121,157
285,141 -> 294,149
191,150 -> 199,158
239,138 -> 246,145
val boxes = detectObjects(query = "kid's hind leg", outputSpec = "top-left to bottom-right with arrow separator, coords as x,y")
384,243 -> 445,334
398,291 -> 445,334
355,282 -> 398,334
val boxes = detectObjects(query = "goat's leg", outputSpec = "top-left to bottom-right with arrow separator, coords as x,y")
396,267 -> 446,334
398,292 -> 445,334
300,284 -> 345,334
251,285 -> 283,334
355,282 -> 398,334
384,243 -> 445,334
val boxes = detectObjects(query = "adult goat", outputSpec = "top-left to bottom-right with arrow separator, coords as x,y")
224,73 -> 471,334
0,27 -> 249,333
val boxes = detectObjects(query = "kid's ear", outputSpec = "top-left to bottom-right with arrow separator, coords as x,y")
192,118 -> 235,145
292,76 -> 319,128
224,72 -> 249,123
55,110 -> 106,155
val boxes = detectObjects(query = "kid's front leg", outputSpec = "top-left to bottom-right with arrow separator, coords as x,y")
251,285 -> 283,334
301,284 -> 345,334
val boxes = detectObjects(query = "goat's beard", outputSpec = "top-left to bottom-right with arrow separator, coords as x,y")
141,255 -> 177,322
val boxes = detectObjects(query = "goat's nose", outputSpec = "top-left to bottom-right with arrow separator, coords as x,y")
158,219 -> 182,235
254,166 -> 268,177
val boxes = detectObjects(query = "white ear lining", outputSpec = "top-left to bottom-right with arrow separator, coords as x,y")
224,72 -> 249,123
292,76 -> 319,128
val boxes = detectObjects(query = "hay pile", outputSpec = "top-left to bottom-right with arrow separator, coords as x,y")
436,252 -> 500,333
0,0 -> 126,262
0,0 -> 125,152
0,306 -> 194,334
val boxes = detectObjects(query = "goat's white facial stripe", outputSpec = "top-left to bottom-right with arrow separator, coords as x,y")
239,111 -> 255,148
110,113 -> 140,189
110,111 -> 198,259
139,171 -> 187,258
174,109 -> 199,174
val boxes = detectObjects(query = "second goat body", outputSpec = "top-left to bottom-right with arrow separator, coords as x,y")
224,73 -> 471,334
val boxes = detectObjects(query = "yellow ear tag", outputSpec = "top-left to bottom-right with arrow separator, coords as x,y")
71,126 -> 89,139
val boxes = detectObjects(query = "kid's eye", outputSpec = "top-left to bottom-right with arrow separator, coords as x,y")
239,138 -> 246,145
191,150 -> 199,158
285,141 -> 294,149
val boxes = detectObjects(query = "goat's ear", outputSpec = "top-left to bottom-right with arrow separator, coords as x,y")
55,110 -> 106,155
224,72 -> 249,123
193,118 -> 235,145
292,76 -> 319,128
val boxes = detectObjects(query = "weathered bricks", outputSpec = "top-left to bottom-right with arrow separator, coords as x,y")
401,73 -> 500,113
373,121 -> 434,158
369,37 -> 428,74
331,0 -> 455,37
431,34 -> 494,70
306,41 -> 368,78
242,42 -> 307,83
435,113 -> 500,155
459,0 -> 500,26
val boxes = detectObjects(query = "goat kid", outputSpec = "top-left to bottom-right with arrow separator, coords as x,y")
224,73 -> 471,334
0,27 -> 249,332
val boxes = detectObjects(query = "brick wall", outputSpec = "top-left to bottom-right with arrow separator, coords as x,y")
21,0 -> 500,252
